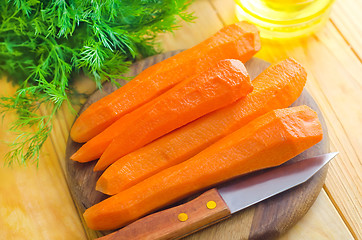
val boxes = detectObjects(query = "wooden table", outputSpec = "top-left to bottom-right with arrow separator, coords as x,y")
0,0 -> 360,239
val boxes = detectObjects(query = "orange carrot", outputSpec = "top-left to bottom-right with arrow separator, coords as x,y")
83,105 -> 323,230
71,59 -> 253,165
96,58 -> 307,195
70,21 -> 260,143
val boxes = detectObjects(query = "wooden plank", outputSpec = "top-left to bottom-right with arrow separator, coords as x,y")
0,78 -> 86,240
329,0 -> 362,60
158,0 -> 224,51
208,0 -> 239,25
209,0 -> 361,238
279,190 -> 354,240
49,89 -> 93,173
47,109 -> 69,173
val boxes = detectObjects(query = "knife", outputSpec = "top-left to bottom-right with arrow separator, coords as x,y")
97,152 -> 338,240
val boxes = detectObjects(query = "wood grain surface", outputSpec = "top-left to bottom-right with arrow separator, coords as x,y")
1,1 -> 360,239
65,53 -> 330,240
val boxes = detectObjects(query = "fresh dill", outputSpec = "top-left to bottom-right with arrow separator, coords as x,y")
0,0 -> 195,166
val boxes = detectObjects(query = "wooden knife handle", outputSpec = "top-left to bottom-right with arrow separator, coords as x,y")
97,188 -> 231,240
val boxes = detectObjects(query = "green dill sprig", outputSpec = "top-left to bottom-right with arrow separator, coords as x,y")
0,0 -> 195,166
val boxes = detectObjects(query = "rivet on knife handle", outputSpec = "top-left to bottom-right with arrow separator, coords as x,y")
207,200 -> 217,209
177,213 -> 188,222
96,188 -> 231,240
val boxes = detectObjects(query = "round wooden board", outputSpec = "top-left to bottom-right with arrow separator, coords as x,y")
65,52 -> 329,240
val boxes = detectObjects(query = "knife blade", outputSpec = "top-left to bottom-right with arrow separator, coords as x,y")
97,152 -> 338,240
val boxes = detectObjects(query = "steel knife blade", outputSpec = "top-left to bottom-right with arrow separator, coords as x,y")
97,152 -> 338,240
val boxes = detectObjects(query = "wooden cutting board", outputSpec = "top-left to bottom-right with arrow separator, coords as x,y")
65,51 -> 329,240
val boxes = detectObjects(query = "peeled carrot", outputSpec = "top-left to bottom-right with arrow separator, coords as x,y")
84,105 -> 323,230
96,58 -> 307,195
71,59 -> 253,165
70,21 -> 260,143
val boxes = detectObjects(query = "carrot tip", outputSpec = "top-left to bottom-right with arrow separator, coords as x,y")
93,163 -> 103,172
95,180 -> 104,193
70,152 -> 78,161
